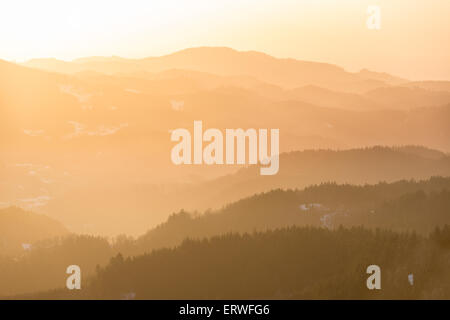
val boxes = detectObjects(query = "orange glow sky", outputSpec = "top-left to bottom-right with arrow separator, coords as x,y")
0,0 -> 449,80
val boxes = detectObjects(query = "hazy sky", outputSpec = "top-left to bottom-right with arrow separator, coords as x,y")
1,0 -> 449,80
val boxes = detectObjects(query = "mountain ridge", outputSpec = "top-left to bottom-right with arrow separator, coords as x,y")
21,47 -> 406,92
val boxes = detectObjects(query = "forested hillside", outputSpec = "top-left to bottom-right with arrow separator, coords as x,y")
1,177 -> 449,297
17,226 -> 450,299
131,176 -> 450,254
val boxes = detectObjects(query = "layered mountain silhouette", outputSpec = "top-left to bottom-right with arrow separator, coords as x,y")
166,146 -> 450,214
22,47 -> 406,92
2,177 -> 449,298
26,226 -> 448,299
131,176 -> 450,255
1,48 -> 450,235
0,207 -> 68,256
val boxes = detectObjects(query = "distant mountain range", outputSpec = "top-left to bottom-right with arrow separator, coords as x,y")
2,46 -> 450,300
1,47 -> 450,234
22,47 -> 407,92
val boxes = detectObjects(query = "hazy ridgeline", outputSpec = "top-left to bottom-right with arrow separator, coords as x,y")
1,177 -> 449,298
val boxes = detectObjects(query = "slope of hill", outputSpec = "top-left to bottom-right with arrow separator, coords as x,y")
356,69 -> 406,85
403,81 -> 450,92
169,146 -> 450,213
0,207 -> 69,256
0,235 -> 112,296
131,176 -> 450,254
16,226 -> 450,299
286,85 -> 382,110
365,86 -> 450,109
